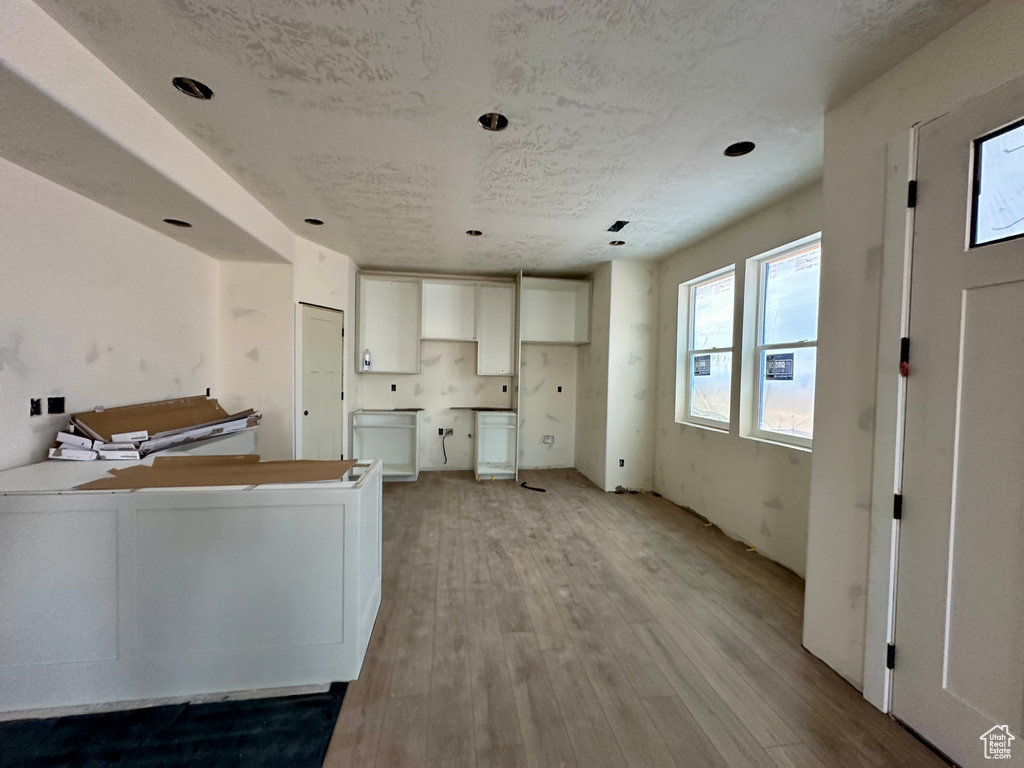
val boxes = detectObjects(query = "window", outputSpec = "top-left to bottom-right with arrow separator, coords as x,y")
971,117 -> 1024,247
676,267 -> 735,428
749,235 -> 821,448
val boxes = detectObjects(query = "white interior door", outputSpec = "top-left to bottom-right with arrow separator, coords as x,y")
893,75 -> 1024,767
300,305 -> 344,460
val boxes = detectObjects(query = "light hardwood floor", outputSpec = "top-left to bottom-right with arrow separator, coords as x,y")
324,469 -> 944,768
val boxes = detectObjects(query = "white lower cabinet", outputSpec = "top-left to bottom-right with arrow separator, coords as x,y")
474,411 -> 517,480
352,410 -> 419,481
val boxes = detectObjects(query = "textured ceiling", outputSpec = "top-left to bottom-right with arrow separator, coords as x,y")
35,0 -> 982,274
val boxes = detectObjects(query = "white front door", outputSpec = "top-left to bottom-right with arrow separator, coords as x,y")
893,75 -> 1024,767
300,304 -> 344,460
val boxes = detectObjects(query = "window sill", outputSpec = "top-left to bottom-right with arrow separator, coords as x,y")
675,419 -> 730,435
740,433 -> 812,453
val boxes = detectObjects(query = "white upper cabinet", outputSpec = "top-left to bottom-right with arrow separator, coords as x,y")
476,283 -> 515,375
421,280 -> 476,340
521,278 -> 591,344
358,276 -> 421,373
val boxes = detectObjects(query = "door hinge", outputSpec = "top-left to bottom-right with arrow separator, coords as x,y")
907,180 -> 917,208
893,493 -> 903,520
887,644 -> 896,670
340,391 -> 344,401
899,337 -> 910,377
341,328 -> 345,337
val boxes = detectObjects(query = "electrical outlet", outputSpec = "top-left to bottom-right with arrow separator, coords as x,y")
502,385 -> 507,392
444,428 -> 454,436
557,386 -> 562,392
438,428 -> 444,436
542,435 -> 555,444
619,459 -> 625,467
47,396 -> 65,414
30,398 -> 42,416
391,384 -> 397,392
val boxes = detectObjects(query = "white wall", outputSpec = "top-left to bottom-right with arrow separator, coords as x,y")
575,262 -> 611,489
519,344 -> 577,469
805,0 -> 1024,691
359,341 -> 512,470
0,159 -> 219,471
653,184 -> 821,576
605,261 -> 658,491
218,262 -> 294,460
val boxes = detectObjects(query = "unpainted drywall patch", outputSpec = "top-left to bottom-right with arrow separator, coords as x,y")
245,348 -> 260,362
414,382 -> 424,396
85,343 -> 100,365
865,244 -> 882,281
422,354 -> 442,367
760,520 -> 773,538
0,334 -> 28,376
763,495 -> 784,510
858,407 -> 874,431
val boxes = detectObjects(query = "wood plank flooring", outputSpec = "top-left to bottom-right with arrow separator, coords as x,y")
324,469 -> 944,768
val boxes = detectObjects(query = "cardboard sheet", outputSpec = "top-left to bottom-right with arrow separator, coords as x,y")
72,396 -> 231,443
75,456 -> 360,490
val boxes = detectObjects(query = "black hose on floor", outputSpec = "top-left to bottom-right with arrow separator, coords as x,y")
520,482 -> 546,493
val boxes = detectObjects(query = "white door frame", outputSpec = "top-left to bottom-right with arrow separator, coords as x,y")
293,302 -> 345,461
863,127 -> 919,712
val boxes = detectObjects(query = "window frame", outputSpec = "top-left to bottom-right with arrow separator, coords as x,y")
677,265 -> 735,431
970,115 -> 1024,249
749,234 -> 821,450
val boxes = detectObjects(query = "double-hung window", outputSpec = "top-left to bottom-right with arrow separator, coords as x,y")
677,267 -> 735,429
750,234 -> 821,448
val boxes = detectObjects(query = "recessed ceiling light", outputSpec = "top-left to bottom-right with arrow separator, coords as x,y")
724,141 -> 755,157
466,230 -> 483,236
608,220 -> 629,232
609,240 -> 625,246
304,218 -> 324,226
478,113 -> 508,132
163,218 -> 192,228
172,77 -> 213,100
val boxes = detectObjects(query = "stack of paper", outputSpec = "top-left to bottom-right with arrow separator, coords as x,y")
47,395 -> 261,461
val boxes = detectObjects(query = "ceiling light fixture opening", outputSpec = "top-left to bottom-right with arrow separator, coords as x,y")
609,240 -> 626,246
466,230 -> 483,237
478,113 -> 508,132
304,218 -> 324,226
172,77 -> 214,100
724,141 -> 755,157
608,220 -> 629,232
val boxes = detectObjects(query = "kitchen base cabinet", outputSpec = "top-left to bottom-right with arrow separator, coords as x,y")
352,410 -> 419,481
474,411 -> 517,480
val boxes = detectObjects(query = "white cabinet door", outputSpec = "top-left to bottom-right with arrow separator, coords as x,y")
421,280 -> 476,340
358,276 -> 420,373
476,283 -> 515,375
